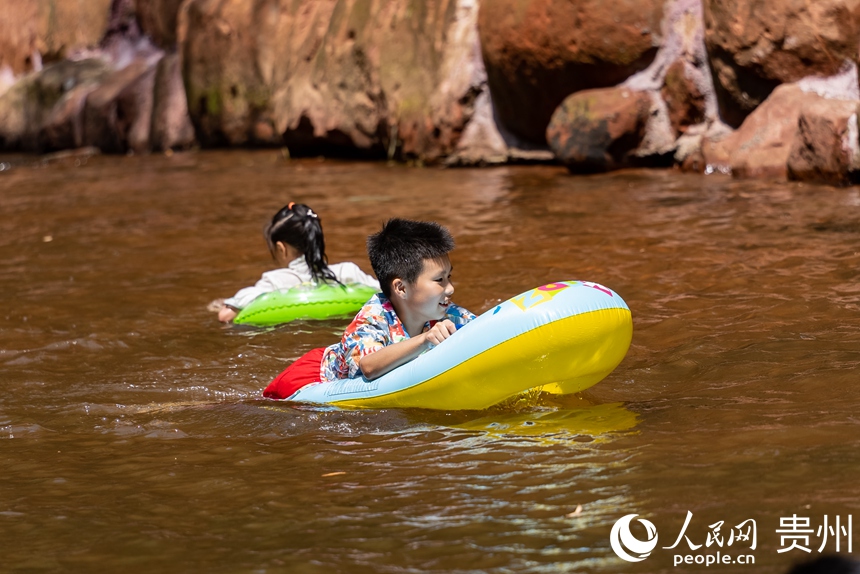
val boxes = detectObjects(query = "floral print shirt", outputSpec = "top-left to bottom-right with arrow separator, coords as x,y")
320,293 -> 476,382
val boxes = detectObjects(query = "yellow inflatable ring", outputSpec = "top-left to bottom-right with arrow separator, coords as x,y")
286,281 -> 632,410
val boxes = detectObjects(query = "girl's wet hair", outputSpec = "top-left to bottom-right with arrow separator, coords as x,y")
367,218 -> 455,297
264,202 -> 340,285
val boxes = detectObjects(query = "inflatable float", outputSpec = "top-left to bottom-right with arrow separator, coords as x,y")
282,280 -> 632,410
234,283 -> 378,326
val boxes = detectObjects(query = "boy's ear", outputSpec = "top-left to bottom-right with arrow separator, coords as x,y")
391,278 -> 407,299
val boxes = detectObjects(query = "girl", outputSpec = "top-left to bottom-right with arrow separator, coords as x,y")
215,202 -> 380,323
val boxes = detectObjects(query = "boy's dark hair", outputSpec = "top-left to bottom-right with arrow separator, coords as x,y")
367,218 -> 455,297
264,202 -> 339,285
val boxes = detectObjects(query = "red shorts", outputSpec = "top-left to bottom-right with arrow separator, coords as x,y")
263,347 -> 325,400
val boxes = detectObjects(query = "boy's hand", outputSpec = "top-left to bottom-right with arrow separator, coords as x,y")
361,320 -> 458,380
423,320 -> 457,348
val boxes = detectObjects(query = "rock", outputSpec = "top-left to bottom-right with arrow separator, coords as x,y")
694,121 -> 734,174
0,82 -> 29,149
410,0 -> 488,161
150,52 -> 195,150
83,56 -> 159,153
547,87 -> 652,172
708,79 -> 860,183
0,0 -> 113,76
478,0 -> 664,145
720,84 -> 812,180
39,84 -> 99,151
445,88 -> 555,165
703,0 -> 860,127
662,60 -> 707,135
787,97 -> 860,186
40,146 -> 102,164
0,1 -> 173,154
103,0 -> 142,44
102,0 -> 162,69
674,127 -> 706,172
180,0 -> 487,162
445,90 -> 509,166
135,0 -> 185,49
0,2 -> 175,155
619,0 -> 716,165
0,58 -> 112,151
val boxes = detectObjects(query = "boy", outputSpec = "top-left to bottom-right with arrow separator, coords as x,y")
263,218 -> 474,399
322,218 -> 475,381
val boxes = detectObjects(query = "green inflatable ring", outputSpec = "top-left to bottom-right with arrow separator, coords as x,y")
233,283 -> 378,326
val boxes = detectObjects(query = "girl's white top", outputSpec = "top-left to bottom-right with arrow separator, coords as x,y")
223,257 -> 380,310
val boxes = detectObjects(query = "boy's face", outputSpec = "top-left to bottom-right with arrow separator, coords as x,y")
397,256 -> 454,324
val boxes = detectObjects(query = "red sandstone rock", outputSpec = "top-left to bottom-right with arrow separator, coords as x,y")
721,84 -> 812,180
478,0 -> 663,144
617,0 -> 715,167
787,97 -> 860,186
180,0 -> 486,162
135,0 -> 184,49
0,0 -> 113,75
699,124 -> 733,174
39,84 -> 99,152
547,87 -> 652,172
705,83 -> 860,183
0,0 -> 191,155
3,0 -> 860,187
0,59 -> 112,152
0,52 -> 182,154
83,57 -> 159,153
150,53 -> 195,151
661,59 -> 707,136
703,0 -> 860,127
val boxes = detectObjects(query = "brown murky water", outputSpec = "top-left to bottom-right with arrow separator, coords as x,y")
1,150 -> 859,573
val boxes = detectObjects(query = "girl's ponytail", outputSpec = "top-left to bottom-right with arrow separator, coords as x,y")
298,207 -> 338,284
265,203 -> 341,285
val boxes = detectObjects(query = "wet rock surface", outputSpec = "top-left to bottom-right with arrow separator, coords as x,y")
0,0 -> 113,76
703,0 -> 860,127
478,0 -> 664,144
180,0 -> 488,162
2,0 -> 860,187
547,87 -> 653,173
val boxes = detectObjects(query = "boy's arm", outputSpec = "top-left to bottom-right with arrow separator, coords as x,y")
359,320 -> 456,380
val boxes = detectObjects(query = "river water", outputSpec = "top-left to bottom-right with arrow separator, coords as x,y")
1,150 -> 858,573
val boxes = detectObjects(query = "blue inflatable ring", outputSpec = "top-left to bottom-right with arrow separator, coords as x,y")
284,280 -> 633,410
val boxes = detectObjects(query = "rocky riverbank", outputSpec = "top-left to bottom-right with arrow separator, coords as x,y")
2,0 -> 860,185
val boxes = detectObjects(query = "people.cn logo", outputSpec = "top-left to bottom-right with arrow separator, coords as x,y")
610,514 -> 659,562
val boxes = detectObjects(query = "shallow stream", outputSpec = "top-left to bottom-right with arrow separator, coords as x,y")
1,150 -> 859,572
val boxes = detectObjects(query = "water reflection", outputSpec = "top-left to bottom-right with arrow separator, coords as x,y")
449,402 -> 638,444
